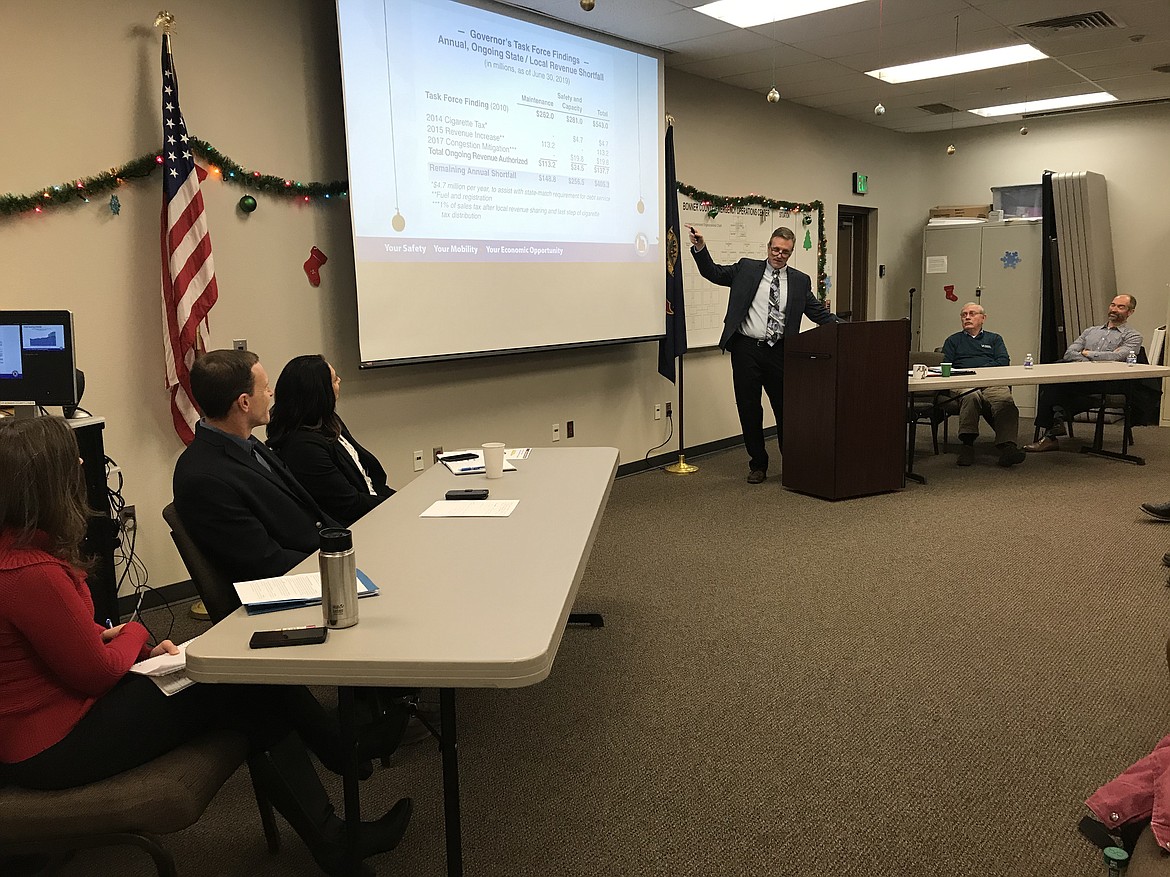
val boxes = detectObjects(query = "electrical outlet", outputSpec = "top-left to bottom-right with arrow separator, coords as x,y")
552,423 -> 560,442
665,402 -> 672,417
654,403 -> 662,421
118,504 -> 136,531
566,420 -> 574,439
413,449 -> 425,472
433,446 -> 443,463
232,339 -> 248,351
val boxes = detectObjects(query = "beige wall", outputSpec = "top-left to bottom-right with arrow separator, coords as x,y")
918,105 -> 1170,348
4,1 -> 1164,591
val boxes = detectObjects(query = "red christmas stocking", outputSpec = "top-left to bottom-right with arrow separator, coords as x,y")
944,284 -> 958,302
304,246 -> 328,286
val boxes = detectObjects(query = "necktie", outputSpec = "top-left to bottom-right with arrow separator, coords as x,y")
765,268 -> 782,346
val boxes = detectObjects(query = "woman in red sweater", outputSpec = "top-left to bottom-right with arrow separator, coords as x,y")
0,417 -> 409,875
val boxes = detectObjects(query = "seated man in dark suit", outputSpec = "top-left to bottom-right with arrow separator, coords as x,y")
173,348 -> 339,584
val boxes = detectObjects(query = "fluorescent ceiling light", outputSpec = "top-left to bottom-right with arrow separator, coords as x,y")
694,0 -> 866,29
866,45 -> 1047,84
968,92 -> 1118,117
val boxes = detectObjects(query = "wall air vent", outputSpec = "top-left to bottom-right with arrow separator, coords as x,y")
918,103 -> 961,115
1019,11 -> 1123,33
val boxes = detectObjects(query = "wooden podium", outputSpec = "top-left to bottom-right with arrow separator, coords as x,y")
782,320 -> 908,500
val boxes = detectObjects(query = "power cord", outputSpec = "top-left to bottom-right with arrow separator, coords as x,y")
104,454 -> 175,643
638,409 -> 676,467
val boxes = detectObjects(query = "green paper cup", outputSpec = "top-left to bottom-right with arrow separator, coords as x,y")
940,362 -> 953,377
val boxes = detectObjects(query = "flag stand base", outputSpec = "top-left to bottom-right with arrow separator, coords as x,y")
665,454 -> 699,475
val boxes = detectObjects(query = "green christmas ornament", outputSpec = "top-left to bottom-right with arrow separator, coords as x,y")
803,229 -> 812,250
238,195 -> 258,213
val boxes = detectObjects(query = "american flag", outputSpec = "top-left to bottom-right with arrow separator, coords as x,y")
160,33 -> 218,444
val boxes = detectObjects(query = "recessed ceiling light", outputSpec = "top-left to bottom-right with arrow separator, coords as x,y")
694,0 -> 866,29
968,92 -> 1117,117
865,45 -> 1047,84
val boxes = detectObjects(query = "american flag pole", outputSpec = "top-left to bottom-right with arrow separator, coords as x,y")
159,16 -> 218,444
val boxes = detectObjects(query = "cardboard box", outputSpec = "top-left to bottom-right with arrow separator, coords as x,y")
929,204 -> 991,219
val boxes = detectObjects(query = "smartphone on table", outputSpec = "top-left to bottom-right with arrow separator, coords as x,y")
249,626 -> 328,649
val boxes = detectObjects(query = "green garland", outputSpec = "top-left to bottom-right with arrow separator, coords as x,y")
677,181 -> 828,299
0,138 -> 348,218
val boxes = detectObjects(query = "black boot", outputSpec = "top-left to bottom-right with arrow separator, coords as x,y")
276,686 -> 374,779
253,735 -> 412,876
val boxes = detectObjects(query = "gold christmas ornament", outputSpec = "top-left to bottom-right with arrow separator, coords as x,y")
946,144 -> 956,155
767,87 -> 780,103
1019,125 -> 1029,135
580,0 -> 595,9
873,103 -> 885,115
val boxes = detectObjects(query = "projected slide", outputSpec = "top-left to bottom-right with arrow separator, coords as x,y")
338,0 -> 659,264
0,326 -> 22,378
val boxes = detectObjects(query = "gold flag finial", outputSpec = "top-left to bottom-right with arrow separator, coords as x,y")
154,11 -> 175,33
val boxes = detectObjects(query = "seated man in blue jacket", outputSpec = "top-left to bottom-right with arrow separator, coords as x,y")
173,348 -> 339,586
941,302 -> 1025,467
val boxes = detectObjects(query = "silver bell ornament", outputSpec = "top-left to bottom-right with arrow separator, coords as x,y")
767,87 -> 780,103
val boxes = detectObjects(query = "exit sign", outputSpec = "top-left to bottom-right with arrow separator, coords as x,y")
852,172 -> 868,195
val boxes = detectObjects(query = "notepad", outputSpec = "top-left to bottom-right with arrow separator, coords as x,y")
129,640 -> 191,677
233,570 -> 380,615
420,499 -> 519,517
437,450 -> 518,475
129,639 -> 197,696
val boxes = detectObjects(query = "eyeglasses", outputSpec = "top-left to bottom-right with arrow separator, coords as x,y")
768,246 -> 793,256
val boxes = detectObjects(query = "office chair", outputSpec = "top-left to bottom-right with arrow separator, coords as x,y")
907,350 -> 953,454
162,502 -> 241,623
0,729 -> 278,877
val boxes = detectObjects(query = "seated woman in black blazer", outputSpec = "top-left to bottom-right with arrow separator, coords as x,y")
267,355 -> 394,527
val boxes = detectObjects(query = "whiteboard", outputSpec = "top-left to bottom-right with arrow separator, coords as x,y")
679,198 -> 822,349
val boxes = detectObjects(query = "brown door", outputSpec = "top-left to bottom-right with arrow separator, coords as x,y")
836,206 -> 871,321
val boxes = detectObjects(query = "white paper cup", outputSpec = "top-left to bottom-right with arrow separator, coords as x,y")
482,442 -> 505,479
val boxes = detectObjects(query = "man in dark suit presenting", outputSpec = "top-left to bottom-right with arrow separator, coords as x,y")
690,225 -> 839,483
173,348 -> 339,584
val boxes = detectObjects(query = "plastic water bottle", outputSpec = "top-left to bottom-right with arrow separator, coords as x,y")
1127,350 -> 1137,367
1024,353 -> 1034,369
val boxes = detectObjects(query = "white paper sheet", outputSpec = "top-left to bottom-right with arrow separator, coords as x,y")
420,499 -> 519,517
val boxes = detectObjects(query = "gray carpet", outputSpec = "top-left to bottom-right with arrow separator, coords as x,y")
49,424 -> 1170,876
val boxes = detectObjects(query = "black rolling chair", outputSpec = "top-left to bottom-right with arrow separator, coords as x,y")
907,350 -> 955,455
162,502 -> 241,623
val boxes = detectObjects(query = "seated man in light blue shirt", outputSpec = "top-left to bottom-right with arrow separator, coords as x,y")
1025,294 -> 1143,452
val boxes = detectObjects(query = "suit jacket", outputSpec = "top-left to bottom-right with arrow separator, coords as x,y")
173,424 -> 338,584
268,424 -> 394,528
691,247 -> 838,350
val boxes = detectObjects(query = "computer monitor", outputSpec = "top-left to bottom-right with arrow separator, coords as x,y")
0,310 -> 79,408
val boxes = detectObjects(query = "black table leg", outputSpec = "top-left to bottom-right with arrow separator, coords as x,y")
337,686 -> 362,873
440,688 -> 463,877
905,416 -> 926,484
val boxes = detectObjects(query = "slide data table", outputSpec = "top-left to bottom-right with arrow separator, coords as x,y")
906,361 -> 1170,480
187,446 -> 619,876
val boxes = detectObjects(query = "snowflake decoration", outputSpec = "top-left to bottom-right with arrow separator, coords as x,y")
1001,250 -> 1021,269
109,194 -> 121,215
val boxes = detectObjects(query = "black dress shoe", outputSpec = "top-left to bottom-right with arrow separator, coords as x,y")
1141,502 -> 1170,521
747,470 -> 766,484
